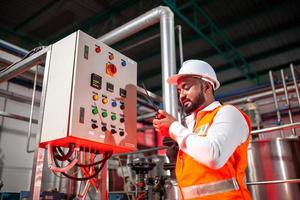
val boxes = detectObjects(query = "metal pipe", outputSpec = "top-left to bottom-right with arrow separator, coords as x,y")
280,69 -> 296,136
226,84 -> 300,105
29,49 -> 52,199
176,25 -> 183,65
98,6 -> 178,118
269,71 -> 282,129
26,65 -> 38,153
251,122 -> 300,135
0,88 -> 40,105
112,146 -> 168,157
247,179 -> 300,185
0,39 -> 28,56
119,33 -> 160,52
0,111 -> 38,124
290,63 -> 300,106
0,46 -> 50,83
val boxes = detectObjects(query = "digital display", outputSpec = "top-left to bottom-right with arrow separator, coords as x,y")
120,88 -> 126,97
90,73 -> 102,90
106,82 -> 114,92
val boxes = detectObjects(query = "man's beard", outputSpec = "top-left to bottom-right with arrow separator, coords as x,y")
182,92 -> 205,115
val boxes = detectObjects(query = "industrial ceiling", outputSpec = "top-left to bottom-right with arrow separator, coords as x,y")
1,0 -> 300,98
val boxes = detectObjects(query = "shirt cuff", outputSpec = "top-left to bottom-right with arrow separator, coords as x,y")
169,121 -> 193,148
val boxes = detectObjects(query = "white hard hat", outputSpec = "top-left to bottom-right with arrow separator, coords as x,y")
167,59 -> 220,90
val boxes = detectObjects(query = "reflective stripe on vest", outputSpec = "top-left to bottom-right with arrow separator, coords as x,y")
181,177 -> 240,199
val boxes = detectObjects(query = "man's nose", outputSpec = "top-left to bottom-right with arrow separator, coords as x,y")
179,91 -> 186,100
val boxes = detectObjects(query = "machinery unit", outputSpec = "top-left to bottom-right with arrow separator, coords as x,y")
39,30 -> 137,153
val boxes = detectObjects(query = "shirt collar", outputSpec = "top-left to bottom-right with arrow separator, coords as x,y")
184,101 -> 221,122
201,101 -> 221,112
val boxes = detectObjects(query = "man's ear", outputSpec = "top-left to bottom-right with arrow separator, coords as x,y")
204,81 -> 212,92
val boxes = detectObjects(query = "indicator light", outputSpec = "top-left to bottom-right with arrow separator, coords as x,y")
120,118 -> 125,123
101,112 -> 108,118
95,46 -> 101,53
111,115 -> 117,121
112,101 -> 117,107
92,107 -> 98,115
121,59 -> 127,66
102,98 -> 108,104
109,52 -> 114,60
92,95 -> 99,101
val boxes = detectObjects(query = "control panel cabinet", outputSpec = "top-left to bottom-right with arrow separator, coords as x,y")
40,31 -> 137,153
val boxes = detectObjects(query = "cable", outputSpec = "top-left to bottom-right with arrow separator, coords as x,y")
54,151 -> 112,181
55,148 -> 112,167
47,144 -> 78,173
53,143 -> 75,161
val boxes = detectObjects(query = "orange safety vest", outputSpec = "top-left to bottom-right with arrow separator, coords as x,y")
175,105 -> 252,200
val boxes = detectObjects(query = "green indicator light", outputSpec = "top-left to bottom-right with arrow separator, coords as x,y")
92,107 -> 98,115
111,115 -> 117,121
102,112 -> 108,118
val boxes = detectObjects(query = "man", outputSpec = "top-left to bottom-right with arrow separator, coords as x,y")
153,60 -> 251,199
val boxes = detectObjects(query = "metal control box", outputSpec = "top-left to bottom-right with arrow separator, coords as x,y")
40,31 -> 137,153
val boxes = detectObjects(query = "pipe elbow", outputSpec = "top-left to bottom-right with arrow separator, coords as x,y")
156,6 -> 174,18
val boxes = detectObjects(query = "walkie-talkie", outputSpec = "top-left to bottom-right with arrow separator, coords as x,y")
141,83 -> 164,119
141,83 -> 169,136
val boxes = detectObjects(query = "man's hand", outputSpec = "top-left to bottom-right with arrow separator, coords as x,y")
152,110 -> 176,137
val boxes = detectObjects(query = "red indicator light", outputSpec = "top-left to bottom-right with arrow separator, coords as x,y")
109,52 -> 114,60
95,46 -> 101,53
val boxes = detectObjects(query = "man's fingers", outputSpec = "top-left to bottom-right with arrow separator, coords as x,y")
158,109 -> 168,115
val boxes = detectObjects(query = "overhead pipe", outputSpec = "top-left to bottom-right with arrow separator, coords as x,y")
0,46 -> 50,83
290,63 -> 300,106
98,6 -> 178,118
280,69 -> 296,136
176,25 -> 183,66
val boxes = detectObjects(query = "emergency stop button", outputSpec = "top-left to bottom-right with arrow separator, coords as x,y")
106,62 -> 117,76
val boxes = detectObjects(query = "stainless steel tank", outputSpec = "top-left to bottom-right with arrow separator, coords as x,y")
247,137 -> 300,200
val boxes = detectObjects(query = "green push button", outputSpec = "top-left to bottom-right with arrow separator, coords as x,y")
101,112 -> 108,118
111,115 -> 117,121
92,107 -> 98,115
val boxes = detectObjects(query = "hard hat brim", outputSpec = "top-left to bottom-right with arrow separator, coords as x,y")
167,74 -> 186,85
167,73 -> 220,90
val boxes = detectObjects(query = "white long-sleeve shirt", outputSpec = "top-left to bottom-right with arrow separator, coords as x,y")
169,101 -> 249,169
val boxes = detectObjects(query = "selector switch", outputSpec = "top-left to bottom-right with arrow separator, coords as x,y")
119,131 -> 125,136
106,62 -> 117,76
101,126 -> 107,132
91,124 -> 98,129
120,103 -> 125,110
111,129 -> 117,134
